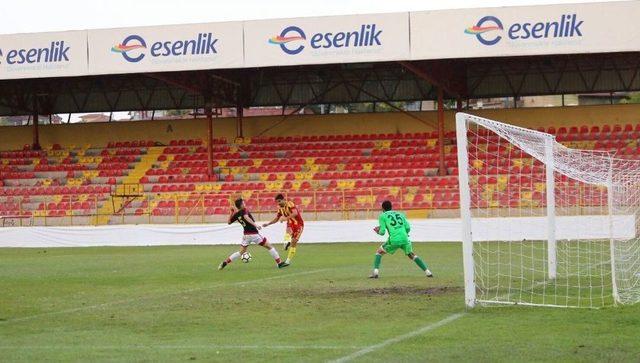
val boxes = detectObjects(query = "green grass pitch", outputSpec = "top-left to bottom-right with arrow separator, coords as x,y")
1,242 -> 639,362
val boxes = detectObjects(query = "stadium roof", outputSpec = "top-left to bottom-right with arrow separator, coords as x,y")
0,1 -> 638,116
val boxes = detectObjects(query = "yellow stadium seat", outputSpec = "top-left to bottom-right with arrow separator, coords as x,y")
403,194 -> 415,203
301,197 -> 312,207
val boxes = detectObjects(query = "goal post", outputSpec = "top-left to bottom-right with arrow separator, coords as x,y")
455,112 -> 640,308
544,137 -> 557,281
455,113 -> 476,308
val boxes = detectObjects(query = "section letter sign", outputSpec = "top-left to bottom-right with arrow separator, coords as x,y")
0,31 -> 88,80
411,1 -> 640,60
88,21 -> 244,75
244,12 -> 410,67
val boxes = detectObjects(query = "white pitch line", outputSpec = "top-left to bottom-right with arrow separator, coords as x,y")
1,268 -> 329,324
330,313 -> 465,363
0,344 -> 362,351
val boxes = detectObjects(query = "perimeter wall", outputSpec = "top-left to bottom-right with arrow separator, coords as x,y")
0,104 -> 639,150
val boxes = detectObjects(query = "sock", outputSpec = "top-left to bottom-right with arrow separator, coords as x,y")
413,255 -> 428,271
225,251 -> 241,264
284,233 -> 291,243
268,248 -> 282,264
374,253 -> 382,269
286,247 -> 297,262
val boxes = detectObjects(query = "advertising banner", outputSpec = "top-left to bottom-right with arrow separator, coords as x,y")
88,21 -> 244,75
244,12 -> 410,67
411,1 -> 640,60
0,30 -> 88,80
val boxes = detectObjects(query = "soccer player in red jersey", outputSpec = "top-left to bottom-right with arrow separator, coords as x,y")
262,194 -> 304,265
218,198 -> 289,270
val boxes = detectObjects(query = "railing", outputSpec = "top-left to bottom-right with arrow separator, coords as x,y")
0,186 -> 455,226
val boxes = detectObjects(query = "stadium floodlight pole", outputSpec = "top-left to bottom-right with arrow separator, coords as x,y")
455,112 -> 476,308
544,137 -> 557,280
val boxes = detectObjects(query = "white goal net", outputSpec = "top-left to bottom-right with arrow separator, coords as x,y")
456,113 -> 640,308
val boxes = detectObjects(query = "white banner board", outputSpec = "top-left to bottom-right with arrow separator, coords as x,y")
244,12 -> 410,67
411,1 -> 640,60
0,216 -> 633,247
87,22 -> 244,75
0,31 -> 88,80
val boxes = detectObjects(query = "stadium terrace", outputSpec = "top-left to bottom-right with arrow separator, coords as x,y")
0,1 -> 640,361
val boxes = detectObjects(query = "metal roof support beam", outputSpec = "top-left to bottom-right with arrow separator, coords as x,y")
398,61 -> 466,98
145,73 -> 203,95
32,97 -> 41,150
344,81 -> 437,130
256,81 -> 344,137
437,87 -> 446,176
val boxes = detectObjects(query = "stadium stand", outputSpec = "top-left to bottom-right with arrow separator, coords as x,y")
1,121 -> 638,225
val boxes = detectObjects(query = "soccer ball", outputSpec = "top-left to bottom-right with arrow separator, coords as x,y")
241,252 -> 252,263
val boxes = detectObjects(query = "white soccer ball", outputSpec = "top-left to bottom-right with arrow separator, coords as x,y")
241,252 -> 252,263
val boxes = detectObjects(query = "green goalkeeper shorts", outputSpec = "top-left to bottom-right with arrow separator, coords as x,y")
381,241 -> 413,255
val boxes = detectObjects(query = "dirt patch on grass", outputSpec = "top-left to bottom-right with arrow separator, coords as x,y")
334,285 -> 462,297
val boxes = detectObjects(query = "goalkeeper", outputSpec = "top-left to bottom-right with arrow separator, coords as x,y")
370,200 -> 433,279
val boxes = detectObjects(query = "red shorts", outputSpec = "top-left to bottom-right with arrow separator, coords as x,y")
288,223 -> 304,240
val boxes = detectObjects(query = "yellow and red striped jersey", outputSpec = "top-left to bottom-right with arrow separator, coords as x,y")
276,200 -> 304,225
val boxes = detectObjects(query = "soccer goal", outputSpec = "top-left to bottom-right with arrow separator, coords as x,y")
455,113 -> 640,308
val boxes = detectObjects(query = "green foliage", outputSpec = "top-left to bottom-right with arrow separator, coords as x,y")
621,92 -> 640,104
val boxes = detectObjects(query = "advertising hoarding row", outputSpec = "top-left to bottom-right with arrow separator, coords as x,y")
0,1 -> 637,79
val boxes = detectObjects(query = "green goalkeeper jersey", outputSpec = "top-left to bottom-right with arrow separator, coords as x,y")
377,210 -> 410,244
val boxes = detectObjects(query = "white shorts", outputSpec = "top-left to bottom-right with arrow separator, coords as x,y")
241,234 -> 266,247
